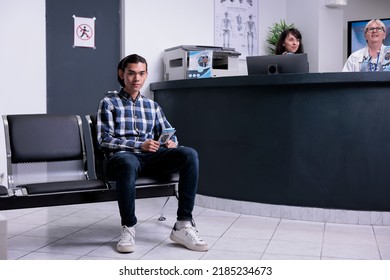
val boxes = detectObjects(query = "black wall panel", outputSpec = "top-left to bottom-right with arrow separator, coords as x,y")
46,0 -> 120,115
46,0 -> 120,177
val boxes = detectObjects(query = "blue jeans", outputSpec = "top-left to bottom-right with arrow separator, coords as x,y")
106,146 -> 199,227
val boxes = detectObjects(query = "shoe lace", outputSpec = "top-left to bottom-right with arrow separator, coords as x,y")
184,226 -> 203,243
121,226 -> 135,242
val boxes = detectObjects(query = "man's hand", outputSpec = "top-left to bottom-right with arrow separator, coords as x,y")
141,139 -> 160,152
164,139 -> 177,149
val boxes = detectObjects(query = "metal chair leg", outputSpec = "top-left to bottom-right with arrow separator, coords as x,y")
158,196 -> 171,221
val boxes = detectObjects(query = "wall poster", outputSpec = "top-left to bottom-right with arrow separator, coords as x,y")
214,0 -> 258,58
73,15 -> 96,49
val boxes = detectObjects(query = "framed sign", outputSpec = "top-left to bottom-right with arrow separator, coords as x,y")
73,15 -> 96,49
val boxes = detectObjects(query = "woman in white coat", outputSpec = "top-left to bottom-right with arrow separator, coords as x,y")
343,19 -> 389,72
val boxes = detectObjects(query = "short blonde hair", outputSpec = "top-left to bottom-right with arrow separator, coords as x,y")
365,19 -> 386,33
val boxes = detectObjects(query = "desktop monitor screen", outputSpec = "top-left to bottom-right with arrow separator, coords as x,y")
347,18 -> 390,57
246,53 -> 309,75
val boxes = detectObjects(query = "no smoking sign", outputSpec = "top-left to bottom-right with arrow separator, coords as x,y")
73,15 -> 96,48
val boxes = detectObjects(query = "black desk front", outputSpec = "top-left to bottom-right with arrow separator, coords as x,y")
151,72 -> 390,211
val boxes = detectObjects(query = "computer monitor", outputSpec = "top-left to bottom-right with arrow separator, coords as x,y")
246,53 -> 309,75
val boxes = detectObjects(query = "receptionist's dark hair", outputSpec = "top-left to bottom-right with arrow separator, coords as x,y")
117,54 -> 148,87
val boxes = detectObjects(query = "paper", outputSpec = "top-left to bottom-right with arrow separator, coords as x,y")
73,15 -> 96,49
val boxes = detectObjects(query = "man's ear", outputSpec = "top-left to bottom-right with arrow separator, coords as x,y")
118,69 -> 124,79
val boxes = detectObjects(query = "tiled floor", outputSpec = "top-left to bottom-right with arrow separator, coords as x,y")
1,197 -> 390,260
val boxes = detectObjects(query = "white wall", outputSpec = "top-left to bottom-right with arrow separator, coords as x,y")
284,0 -> 346,72
258,0 -> 287,55
318,3 -> 345,72
122,0 -> 214,97
0,0 -> 46,182
287,0 -> 321,72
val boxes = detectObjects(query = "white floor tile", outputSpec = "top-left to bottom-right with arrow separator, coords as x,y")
192,215 -> 237,237
200,208 -> 240,218
140,242 -> 206,260
325,222 -> 374,234
277,219 -> 325,232
65,227 -> 119,242
376,234 -> 390,247
261,253 -> 319,260
36,238 -> 104,257
7,235 -> 57,251
20,224 -> 83,239
9,213 -> 64,225
211,236 -> 268,253
47,215 -> 104,228
6,249 -> 31,260
373,225 -> 390,235
79,255 -> 123,260
265,239 -> 322,258
378,245 -> 390,260
36,205 -> 85,216
223,221 -> 277,240
322,242 -> 381,260
87,242 -> 156,260
133,232 -> 170,246
272,229 -> 324,243
0,208 -> 43,220
6,222 -> 40,237
135,219 -> 174,235
201,249 -> 261,260
18,251 -> 79,260
66,208 -> 117,220
88,217 -> 121,229
324,231 -> 376,246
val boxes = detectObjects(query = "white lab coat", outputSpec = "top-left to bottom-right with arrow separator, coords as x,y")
342,44 -> 389,72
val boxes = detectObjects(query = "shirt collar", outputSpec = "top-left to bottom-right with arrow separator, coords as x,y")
119,88 -> 141,102
362,44 -> 386,61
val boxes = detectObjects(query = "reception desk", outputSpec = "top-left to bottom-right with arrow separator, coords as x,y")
151,72 -> 390,212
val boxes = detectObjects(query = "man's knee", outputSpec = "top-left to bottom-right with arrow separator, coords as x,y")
178,147 -> 199,164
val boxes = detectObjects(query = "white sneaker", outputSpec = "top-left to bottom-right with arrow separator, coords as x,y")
170,224 -> 208,252
117,225 -> 135,253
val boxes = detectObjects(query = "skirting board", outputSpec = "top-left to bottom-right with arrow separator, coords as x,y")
195,195 -> 390,226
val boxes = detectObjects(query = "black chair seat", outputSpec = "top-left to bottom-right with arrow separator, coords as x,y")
18,179 -> 108,195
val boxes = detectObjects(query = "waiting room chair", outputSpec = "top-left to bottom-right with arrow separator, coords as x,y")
2,114 -> 108,196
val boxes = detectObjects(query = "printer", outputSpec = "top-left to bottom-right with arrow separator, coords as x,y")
163,45 -> 241,81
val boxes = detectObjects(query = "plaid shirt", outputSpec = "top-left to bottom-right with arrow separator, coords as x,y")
97,89 -> 177,153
